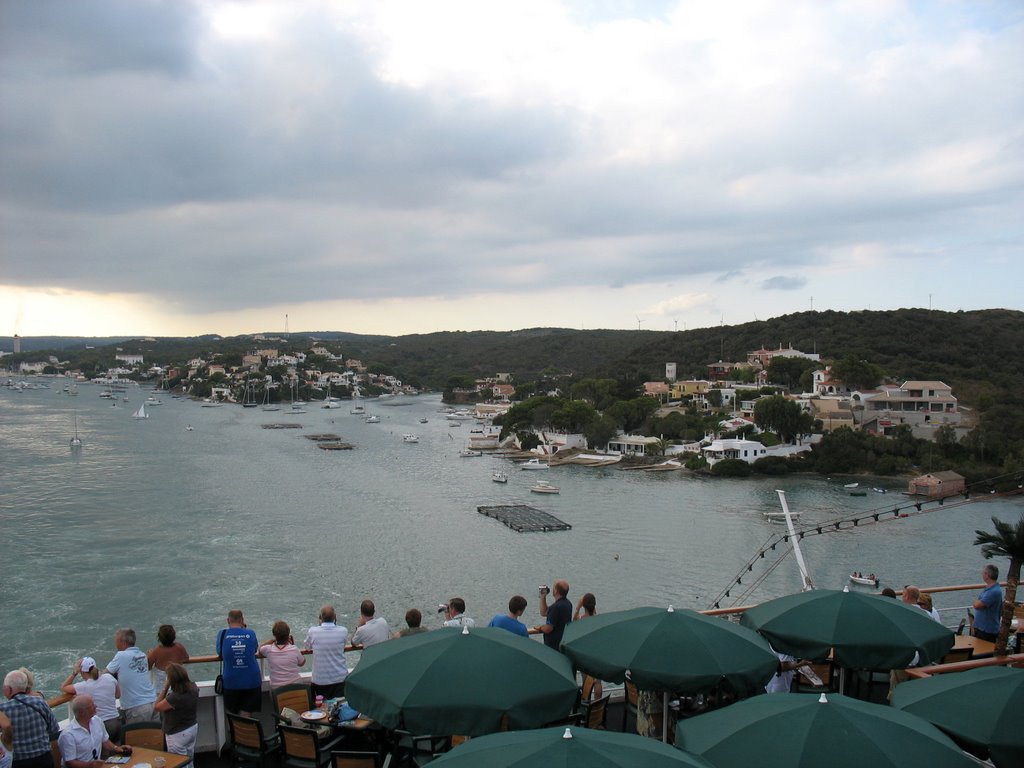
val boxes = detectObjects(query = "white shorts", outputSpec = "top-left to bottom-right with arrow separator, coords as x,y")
165,724 -> 198,759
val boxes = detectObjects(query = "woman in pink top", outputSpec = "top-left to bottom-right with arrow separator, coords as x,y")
259,620 -> 305,688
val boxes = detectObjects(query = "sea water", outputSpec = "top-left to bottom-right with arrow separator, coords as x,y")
1,382 -> 1020,691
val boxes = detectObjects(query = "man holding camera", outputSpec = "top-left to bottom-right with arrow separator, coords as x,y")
441,598 -> 475,628
534,580 -> 572,650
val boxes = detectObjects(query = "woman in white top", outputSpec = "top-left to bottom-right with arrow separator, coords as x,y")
259,620 -> 306,688
61,656 -> 122,741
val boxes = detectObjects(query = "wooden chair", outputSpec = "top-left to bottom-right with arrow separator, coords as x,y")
332,750 -> 380,768
390,732 -> 448,768
581,675 -> 598,702
940,647 -> 974,665
122,722 -> 166,750
581,694 -> 610,729
273,684 -> 315,721
226,712 -> 281,768
279,723 -> 346,768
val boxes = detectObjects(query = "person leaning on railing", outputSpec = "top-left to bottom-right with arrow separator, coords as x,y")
59,658 -> 121,743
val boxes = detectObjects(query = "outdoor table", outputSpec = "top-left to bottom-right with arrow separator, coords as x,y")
954,635 -> 996,657
112,746 -> 191,768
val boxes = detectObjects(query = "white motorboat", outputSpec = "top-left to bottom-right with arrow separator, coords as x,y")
459,449 -> 482,457
351,405 -> 366,415
491,471 -> 508,483
419,417 -> 428,424
145,396 -> 162,405
530,480 -> 560,494
843,482 -> 859,489
201,399 -> 223,407
520,458 -> 549,470
365,415 -> 380,423
402,434 -> 419,443
849,572 -> 879,586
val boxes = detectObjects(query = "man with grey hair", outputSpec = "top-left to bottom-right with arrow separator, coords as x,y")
58,696 -> 130,768
1,669 -> 61,768
972,563 -> 1003,642
105,629 -> 155,723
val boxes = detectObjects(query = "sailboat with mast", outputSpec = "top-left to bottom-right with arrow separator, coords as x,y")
70,415 -> 82,448
132,402 -> 149,419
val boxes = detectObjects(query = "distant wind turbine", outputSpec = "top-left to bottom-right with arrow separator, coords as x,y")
636,316 -> 646,331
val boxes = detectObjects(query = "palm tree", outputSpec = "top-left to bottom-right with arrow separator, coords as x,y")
974,515 -> 1024,656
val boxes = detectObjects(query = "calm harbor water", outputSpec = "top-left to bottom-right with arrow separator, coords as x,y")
2,381 -> 1020,692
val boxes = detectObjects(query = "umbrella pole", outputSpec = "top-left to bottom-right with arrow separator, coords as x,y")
662,691 -> 668,743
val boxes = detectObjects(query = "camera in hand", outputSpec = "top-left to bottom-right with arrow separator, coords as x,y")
539,585 -> 550,596
438,603 -> 449,614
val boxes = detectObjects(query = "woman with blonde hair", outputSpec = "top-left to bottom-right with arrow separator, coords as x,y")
154,663 -> 199,758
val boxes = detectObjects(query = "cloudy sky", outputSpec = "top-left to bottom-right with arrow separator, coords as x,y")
1,0 -> 1021,338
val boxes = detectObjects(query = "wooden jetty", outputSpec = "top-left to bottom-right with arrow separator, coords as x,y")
477,504 -> 571,533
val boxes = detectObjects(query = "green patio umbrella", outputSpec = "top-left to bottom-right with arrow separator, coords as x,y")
344,626 -> 579,736
560,606 -> 779,694
892,666 -> 1024,768
675,692 -> 977,768
740,587 -> 954,669
429,726 -> 714,768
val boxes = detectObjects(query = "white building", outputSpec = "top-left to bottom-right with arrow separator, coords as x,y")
701,438 -> 768,466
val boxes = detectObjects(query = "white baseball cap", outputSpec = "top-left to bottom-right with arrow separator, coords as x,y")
80,657 -> 97,672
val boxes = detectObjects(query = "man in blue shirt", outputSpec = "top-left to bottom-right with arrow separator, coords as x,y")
105,628 -> 155,724
972,564 -> 1003,642
217,609 -> 262,716
488,596 -> 529,637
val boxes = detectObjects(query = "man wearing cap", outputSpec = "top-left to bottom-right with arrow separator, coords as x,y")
58,695 -> 130,768
105,629 -> 156,724
60,658 -> 121,741
1,669 -> 61,768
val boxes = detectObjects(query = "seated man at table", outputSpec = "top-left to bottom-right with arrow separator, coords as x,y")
488,595 -> 529,637
351,600 -> 391,649
58,695 -> 131,768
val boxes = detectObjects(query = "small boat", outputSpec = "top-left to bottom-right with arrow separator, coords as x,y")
419,417 -> 428,424
201,400 -> 223,407
365,415 -> 380,424
843,482 -> 859,489
849,490 -> 867,497
459,449 -> 482,457
185,425 -> 194,431
872,487 -> 887,494
70,415 -> 82,448
492,472 -> 508,484
402,434 -> 419,443
530,480 -> 560,494
132,402 -> 149,419
520,458 -> 549,470
351,405 -> 366,415
849,573 -> 879,586
145,396 -> 162,405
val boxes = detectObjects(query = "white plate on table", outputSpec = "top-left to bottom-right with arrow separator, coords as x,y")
301,710 -> 326,720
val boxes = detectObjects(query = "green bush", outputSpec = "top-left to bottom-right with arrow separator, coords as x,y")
753,456 -> 791,475
711,459 -> 752,477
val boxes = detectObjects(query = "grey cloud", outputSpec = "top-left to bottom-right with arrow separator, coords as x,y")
762,276 -> 807,291
0,0 -> 201,77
